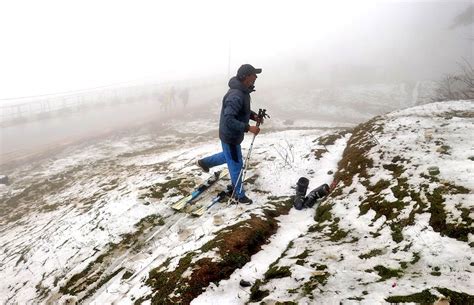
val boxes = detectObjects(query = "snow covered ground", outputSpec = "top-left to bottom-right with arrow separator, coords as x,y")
0,100 -> 472,305
0,110 -> 348,304
238,100 -> 473,305
261,81 -> 438,124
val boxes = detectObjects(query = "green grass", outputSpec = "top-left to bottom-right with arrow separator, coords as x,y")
411,252 -> 421,265
383,163 -> 406,177
373,265 -> 403,281
249,279 -> 270,303
264,266 -> 292,280
302,271 -> 330,297
386,287 -> 474,305
359,249 -> 383,259
427,186 -> 473,242
385,289 -> 437,304
144,199 -> 294,304
334,118 -> 381,186
291,249 -> 311,260
314,130 -> 349,146
367,179 -> 391,193
312,148 -> 327,160
390,223 -> 404,243
359,194 -> 405,221
145,177 -> 194,200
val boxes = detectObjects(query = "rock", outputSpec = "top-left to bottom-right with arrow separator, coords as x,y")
213,214 -> 224,226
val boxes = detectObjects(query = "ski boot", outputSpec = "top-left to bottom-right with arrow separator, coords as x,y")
303,184 -> 330,208
294,177 -> 309,210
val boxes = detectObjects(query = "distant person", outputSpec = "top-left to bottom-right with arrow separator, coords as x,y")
180,88 -> 189,108
156,92 -> 165,110
169,86 -> 176,108
163,86 -> 175,112
197,64 -> 263,204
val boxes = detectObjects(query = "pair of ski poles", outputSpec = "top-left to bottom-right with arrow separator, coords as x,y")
229,108 -> 269,203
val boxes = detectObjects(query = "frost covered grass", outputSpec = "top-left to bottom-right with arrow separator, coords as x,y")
243,101 -> 473,305
1,100 -> 472,305
0,112 -> 348,304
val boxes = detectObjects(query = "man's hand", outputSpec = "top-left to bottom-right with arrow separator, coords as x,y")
251,113 -> 264,125
248,125 -> 260,135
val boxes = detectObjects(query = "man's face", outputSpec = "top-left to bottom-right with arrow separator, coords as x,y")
243,74 -> 257,88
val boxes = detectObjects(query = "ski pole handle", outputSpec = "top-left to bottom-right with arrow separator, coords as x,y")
256,108 -> 269,128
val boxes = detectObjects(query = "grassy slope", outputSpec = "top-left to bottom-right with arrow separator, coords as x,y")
246,101 -> 473,304
40,101 -> 472,305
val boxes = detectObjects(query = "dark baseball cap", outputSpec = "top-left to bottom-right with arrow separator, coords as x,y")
237,64 -> 262,80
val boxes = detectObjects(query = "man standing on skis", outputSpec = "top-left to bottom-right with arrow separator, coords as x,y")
197,64 -> 263,205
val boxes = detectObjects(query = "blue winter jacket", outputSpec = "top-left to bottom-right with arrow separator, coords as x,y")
219,77 -> 257,145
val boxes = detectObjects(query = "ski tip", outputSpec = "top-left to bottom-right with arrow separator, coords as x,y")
192,205 -> 206,216
170,195 -> 192,210
191,209 -> 204,217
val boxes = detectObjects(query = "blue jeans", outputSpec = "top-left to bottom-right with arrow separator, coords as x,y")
200,141 -> 245,198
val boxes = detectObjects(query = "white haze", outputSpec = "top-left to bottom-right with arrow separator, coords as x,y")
0,0 -> 472,99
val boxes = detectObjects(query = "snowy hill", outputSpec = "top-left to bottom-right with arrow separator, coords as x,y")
259,81 -> 438,125
239,100 -> 473,305
0,100 -> 472,304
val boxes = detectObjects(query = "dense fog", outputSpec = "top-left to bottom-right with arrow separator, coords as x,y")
0,1 -> 472,166
0,1 -> 472,98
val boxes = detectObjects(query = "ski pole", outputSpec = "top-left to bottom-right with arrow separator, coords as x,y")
229,109 -> 268,203
239,117 -> 261,191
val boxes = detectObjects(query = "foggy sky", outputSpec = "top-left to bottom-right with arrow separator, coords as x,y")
451,4 -> 474,29
0,0 -> 472,100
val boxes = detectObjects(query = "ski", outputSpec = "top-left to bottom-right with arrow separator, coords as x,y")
191,172 -> 255,216
170,168 -> 229,211
191,189 -> 231,216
